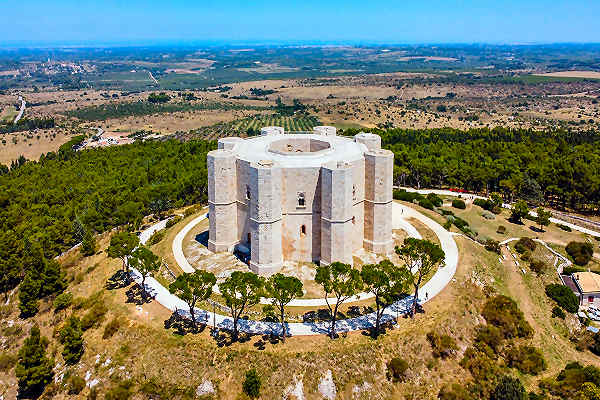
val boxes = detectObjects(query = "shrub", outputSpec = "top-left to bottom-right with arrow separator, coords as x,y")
452,199 -> 466,209
441,209 -> 454,216
53,292 -> 73,312
426,193 -> 443,207
497,225 -> 506,234
490,376 -> 527,400
81,301 -> 108,331
103,317 -> 122,339
426,331 -> 458,359
165,216 -> 183,228
386,357 -> 409,382
81,229 -> 96,256
514,237 -> 536,253
438,383 -> 475,400
505,345 -> 547,375
474,325 -> 504,355
563,266 -> 585,275
147,229 -> 166,246
443,220 -> 452,230
529,259 -> 547,275
485,239 -> 501,254
66,374 -> 86,395
557,223 -> 572,232
242,368 -> 261,398
545,283 -> 579,313
460,347 -> 500,386
105,380 -> 134,400
566,241 -> 594,266
183,205 -> 202,217
393,189 -> 423,202
552,306 -> 566,319
418,198 -> 434,210
0,352 -> 17,372
481,295 -> 533,339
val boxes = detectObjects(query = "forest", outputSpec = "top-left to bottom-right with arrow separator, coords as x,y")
0,137 -> 216,300
342,127 -> 600,213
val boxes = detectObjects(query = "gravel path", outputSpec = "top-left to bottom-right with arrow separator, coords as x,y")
135,202 -> 459,336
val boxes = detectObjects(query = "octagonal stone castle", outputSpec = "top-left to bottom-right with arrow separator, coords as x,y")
207,126 -> 394,275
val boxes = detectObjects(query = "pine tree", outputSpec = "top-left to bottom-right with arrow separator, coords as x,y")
19,272 -> 41,318
59,316 -> 84,365
81,229 -> 97,257
15,325 -> 54,398
40,259 -> 67,297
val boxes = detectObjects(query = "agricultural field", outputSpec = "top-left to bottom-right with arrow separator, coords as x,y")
187,114 -> 322,138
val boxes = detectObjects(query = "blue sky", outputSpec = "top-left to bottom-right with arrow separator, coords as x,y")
2,0 -> 600,44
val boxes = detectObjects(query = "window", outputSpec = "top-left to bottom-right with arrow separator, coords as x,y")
352,185 -> 356,200
246,186 -> 251,200
352,216 -> 356,224
297,192 -> 305,207
247,232 -> 251,244
590,296 -> 595,303
300,225 -> 306,236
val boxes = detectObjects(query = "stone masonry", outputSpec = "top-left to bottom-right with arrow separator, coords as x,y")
207,126 -> 394,275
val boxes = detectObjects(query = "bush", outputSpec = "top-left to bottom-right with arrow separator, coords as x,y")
441,209 -> 454,216
552,306 -> 566,319
183,204 -> 203,217
497,225 -> 506,234
438,383 -> 475,400
59,316 -> 84,365
529,259 -> 547,275
53,292 -> 73,312
491,376 -> 527,400
566,241 -> 594,266
563,266 -> 585,275
452,199 -> 466,209
514,237 -> 536,254
474,325 -> 504,355
0,352 -> 17,372
545,283 -> 579,313
443,220 -> 452,230
393,189 -> 423,203
103,317 -> 122,339
105,380 -> 134,400
427,193 -> 443,207
386,357 -> 409,382
242,368 -> 261,398
485,239 -> 501,254
557,223 -> 572,232
460,347 -> 500,386
418,198 -> 434,210
426,331 -> 458,359
482,295 -> 533,339
81,301 -> 108,331
165,216 -> 183,228
505,345 -> 547,375
66,374 -> 86,395
147,229 -> 166,245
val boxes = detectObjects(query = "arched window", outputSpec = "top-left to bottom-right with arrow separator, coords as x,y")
297,192 -> 305,207
246,186 -> 251,200
352,216 -> 356,224
247,232 -> 251,244
300,225 -> 306,236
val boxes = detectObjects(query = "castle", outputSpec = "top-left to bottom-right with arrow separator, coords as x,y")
207,126 -> 394,275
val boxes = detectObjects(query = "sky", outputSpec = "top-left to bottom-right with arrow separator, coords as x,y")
2,0 -> 600,45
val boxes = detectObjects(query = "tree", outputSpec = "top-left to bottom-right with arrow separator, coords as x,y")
490,192 -> 503,209
315,262 -> 363,338
19,272 -> 41,318
107,231 -> 139,274
510,200 -> 529,223
15,326 -> 54,399
242,368 -> 261,398
0,258 -> 20,303
129,245 -> 160,300
264,273 -> 303,342
219,271 -> 264,341
490,375 -> 527,400
395,238 -> 445,317
59,316 -> 84,365
361,260 -> 411,337
535,207 -> 551,231
81,228 -> 96,256
40,259 -> 67,297
168,270 -> 216,330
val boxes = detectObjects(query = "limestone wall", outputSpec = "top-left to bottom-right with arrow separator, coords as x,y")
363,149 -> 394,254
207,149 -> 238,252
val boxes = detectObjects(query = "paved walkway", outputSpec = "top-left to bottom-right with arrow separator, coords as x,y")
134,202 -> 459,336
399,187 -> 600,238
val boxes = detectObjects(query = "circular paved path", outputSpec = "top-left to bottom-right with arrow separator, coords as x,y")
132,202 -> 459,336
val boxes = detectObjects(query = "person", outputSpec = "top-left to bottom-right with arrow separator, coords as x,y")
425,292 -> 429,300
